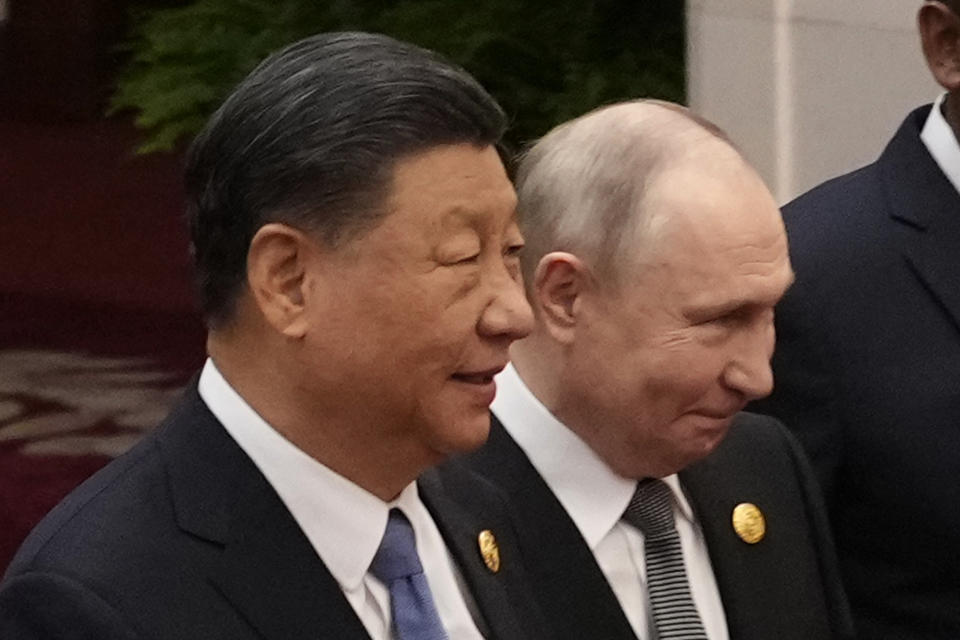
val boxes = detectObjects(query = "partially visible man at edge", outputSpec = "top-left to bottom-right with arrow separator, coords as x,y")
750,1 -> 960,637
463,100 -> 855,640
0,32 -> 545,640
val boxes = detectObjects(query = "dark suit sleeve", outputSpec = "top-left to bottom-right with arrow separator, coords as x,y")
750,261 -> 844,513
0,572 -> 141,640
777,423 -> 855,640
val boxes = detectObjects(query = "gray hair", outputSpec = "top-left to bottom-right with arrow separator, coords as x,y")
515,100 -> 736,289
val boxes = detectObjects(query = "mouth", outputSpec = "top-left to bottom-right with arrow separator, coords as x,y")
690,412 -> 741,436
451,364 -> 506,386
697,410 -> 737,420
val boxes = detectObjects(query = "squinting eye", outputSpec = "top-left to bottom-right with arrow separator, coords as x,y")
504,244 -> 524,258
455,254 -> 480,265
695,311 -> 738,328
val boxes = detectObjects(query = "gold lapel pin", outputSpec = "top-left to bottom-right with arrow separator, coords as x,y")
732,503 -> 766,544
477,530 -> 500,573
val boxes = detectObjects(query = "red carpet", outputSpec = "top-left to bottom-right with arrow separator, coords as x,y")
0,117 -> 206,572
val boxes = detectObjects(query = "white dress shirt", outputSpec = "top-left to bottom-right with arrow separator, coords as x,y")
198,359 -> 484,640
491,363 -> 729,640
920,92 -> 960,196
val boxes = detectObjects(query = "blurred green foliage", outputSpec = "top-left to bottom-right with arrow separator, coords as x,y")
111,0 -> 684,153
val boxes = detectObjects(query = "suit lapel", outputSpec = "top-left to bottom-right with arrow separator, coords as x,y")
159,387 -> 371,640
679,452 -> 752,638
469,418 -> 638,640
679,415 -> 838,640
419,463 -> 529,640
881,107 -> 960,335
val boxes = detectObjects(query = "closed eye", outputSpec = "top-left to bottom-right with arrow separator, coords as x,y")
454,254 -> 480,265
693,307 -> 747,328
504,243 -> 525,258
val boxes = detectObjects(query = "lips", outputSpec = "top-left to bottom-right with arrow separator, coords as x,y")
698,410 -> 737,420
451,364 -> 506,385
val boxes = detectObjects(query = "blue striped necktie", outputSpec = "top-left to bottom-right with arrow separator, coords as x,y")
369,508 -> 449,640
623,478 -> 709,640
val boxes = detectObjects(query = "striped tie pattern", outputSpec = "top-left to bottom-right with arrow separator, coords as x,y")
623,478 -> 709,640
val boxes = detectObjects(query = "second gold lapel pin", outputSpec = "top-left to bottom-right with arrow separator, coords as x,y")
732,502 -> 766,544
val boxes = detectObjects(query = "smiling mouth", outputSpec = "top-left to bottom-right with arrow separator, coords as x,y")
698,411 -> 735,420
691,411 -> 742,431
451,366 -> 504,385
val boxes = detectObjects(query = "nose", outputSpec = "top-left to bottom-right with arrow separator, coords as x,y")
478,269 -> 535,341
722,314 -> 775,401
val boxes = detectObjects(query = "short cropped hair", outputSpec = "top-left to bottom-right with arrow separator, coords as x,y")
514,100 -> 736,290
936,0 -> 960,15
186,32 -> 506,326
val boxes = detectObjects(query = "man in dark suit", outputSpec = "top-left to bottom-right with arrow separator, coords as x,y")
463,100 -> 854,640
749,2 -> 960,637
0,32 -> 544,639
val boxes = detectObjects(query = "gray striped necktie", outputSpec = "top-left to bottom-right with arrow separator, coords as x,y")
623,478 -> 708,640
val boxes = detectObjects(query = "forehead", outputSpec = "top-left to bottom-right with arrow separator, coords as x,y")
386,144 -> 517,222
623,152 -> 792,302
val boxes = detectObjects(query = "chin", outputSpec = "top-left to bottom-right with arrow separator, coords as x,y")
429,410 -> 492,457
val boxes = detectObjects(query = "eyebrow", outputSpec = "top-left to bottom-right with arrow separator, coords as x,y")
442,203 -> 521,235
688,272 -> 796,319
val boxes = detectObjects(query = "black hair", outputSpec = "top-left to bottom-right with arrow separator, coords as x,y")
934,0 -> 960,14
185,32 -> 506,326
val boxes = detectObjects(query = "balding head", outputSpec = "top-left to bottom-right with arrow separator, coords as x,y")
515,100 -> 745,291
508,99 -> 793,479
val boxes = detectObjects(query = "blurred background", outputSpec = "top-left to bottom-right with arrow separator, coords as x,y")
0,0 -> 940,572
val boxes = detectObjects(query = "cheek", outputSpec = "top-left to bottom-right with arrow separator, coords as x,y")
643,348 -> 725,407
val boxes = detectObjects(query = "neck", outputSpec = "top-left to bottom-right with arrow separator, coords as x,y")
509,335 -> 564,414
208,333 -> 432,501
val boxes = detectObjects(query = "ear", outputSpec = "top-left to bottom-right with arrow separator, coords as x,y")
919,1 -> 960,91
532,251 -> 593,344
246,223 -> 314,339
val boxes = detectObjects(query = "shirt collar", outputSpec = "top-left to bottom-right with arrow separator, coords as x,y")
198,358 -> 416,591
491,363 -> 695,549
920,92 -> 960,196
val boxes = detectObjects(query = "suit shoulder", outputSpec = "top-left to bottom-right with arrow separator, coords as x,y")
0,571 -> 140,639
5,430 -> 171,582
785,163 -> 880,218
782,162 -> 890,261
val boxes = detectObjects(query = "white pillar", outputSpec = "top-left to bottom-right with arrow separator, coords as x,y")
687,0 -> 940,203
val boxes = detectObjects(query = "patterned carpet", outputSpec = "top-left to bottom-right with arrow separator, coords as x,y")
0,293 -> 206,571
0,117 -> 206,572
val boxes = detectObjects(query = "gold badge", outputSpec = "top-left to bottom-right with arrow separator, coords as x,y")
732,503 -> 766,544
477,530 -> 500,573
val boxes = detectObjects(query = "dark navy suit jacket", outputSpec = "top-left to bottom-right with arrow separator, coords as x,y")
751,105 -> 960,639
0,384 -> 548,640
463,412 -> 854,640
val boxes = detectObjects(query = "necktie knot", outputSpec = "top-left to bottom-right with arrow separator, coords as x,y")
623,478 -> 677,539
622,478 -> 708,639
370,509 -> 424,583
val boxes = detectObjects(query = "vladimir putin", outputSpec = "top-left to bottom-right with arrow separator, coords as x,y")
465,101 -> 854,640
